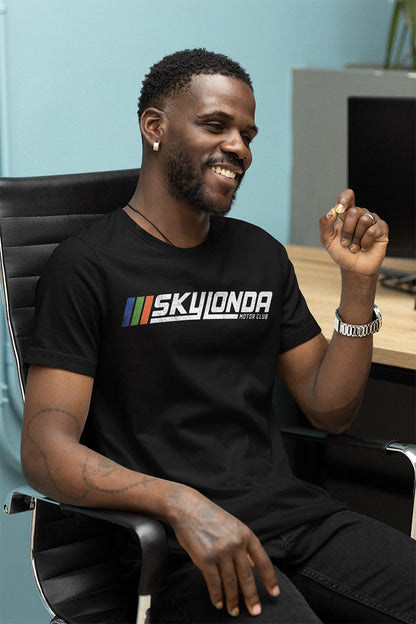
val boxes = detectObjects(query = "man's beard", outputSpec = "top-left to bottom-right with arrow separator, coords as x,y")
161,143 -> 242,215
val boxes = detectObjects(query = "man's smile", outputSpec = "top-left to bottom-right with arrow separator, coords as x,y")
209,166 -> 237,180
208,164 -> 243,182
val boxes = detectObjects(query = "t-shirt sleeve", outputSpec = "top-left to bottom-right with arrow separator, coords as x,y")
278,245 -> 321,353
25,236 -> 106,377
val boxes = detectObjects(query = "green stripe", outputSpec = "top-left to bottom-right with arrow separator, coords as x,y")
130,296 -> 145,326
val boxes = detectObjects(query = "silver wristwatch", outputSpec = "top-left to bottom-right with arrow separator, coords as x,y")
334,304 -> 382,337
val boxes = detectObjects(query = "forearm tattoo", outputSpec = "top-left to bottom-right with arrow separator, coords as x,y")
25,407 -> 154,503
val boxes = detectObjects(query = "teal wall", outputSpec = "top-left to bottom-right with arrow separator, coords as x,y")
0,1 -> 392,622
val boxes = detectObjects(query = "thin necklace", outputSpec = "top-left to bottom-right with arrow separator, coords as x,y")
126,203 -> 174,246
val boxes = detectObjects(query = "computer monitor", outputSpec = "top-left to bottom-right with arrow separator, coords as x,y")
348,96 -> 415,258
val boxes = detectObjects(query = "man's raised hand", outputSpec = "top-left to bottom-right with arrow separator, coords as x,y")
320,189 -> 389,276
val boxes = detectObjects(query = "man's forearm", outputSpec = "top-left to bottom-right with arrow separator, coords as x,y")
305,271 -> 378,433
21,424 -> 186,524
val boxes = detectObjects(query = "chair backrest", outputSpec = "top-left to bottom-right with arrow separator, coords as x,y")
0,169 -> 140,396
0,169 -> 145,624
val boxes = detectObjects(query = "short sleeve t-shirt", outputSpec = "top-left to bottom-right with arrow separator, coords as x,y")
26,209 -> 346,543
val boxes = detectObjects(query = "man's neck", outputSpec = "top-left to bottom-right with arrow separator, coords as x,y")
126,177 -> 211,249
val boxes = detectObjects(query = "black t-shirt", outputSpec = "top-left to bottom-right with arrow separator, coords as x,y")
26,209 -> 346,544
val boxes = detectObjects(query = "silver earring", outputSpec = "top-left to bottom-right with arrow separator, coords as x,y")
153,141 -> 160,152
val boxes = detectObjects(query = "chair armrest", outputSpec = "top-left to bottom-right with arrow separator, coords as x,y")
280,425 -> 402,451
280,425 -> 416,539
4,488 -> 168,595
59,504 -> 168,595
3,486 -> 43,514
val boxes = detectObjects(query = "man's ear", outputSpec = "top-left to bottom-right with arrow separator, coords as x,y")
140,108 -> 166,150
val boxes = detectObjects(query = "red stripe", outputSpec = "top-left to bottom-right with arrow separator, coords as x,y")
140,295 -> 154,324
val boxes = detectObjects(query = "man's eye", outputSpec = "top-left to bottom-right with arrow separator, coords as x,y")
241,134 -> 254,146
206,122 -> 222,132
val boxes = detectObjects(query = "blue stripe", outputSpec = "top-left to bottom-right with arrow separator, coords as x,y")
121,297 -> 136,326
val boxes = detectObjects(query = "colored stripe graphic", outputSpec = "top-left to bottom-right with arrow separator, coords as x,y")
131,297 -> 145,326
121,297 -> 136,327
121,296 -> 154,326
140,295 -> 154,324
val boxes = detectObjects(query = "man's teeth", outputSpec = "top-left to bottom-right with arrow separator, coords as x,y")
210,166 -> 236,179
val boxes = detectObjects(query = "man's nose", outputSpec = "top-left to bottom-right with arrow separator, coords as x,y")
220,133 -> 251,163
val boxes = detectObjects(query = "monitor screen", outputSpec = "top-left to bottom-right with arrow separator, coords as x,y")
348,96 -> 415,258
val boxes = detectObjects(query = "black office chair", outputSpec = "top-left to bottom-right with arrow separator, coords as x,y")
0,169 -> 168,624
1,169 -> 415,624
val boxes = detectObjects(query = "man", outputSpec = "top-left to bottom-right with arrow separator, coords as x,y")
21,49 -> 414,623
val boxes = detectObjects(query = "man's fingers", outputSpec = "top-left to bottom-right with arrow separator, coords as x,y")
322,192 -> 389,254
204,556 -> 259,618
203,539 -> 280,618
219,558 -> 241,617
201,562 -> 225,613
338,206 -> 372,252
324,188 -> 354,220
338,208 -> 388,252
348,212 -> 378,250
248,538 -> 280,599
336,189 -> 355,212
359,217 -> 389,250
319,188 -> 389,273
234,552 -> 263,616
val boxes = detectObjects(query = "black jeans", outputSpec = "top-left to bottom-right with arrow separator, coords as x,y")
151,511 -> 416,623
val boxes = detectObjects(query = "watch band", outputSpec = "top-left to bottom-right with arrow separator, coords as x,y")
334,304 -> 382,337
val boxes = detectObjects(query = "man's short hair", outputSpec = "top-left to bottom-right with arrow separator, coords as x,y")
137,48 -> 253,120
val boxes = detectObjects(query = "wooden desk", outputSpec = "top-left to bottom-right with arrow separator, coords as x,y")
286,245 -> 416,370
